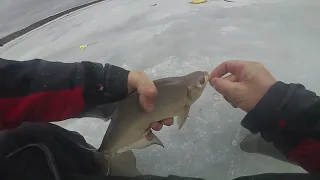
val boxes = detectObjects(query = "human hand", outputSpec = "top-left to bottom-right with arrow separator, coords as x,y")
127,71 -> 174,131
210,60 -> 277,112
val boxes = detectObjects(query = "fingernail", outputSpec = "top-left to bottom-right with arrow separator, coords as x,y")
150,123 -> 158,129
155,124 -> 163,131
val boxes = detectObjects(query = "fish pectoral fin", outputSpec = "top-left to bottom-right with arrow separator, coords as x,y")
176,105 -> 190,130
117,130 -> 164,154
149,132 -> 164,148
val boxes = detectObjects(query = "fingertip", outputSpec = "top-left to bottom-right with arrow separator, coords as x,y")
137,79 -> 157,95
162,118 -> 174,126
210,77 -> 219,87
150,122 -> 159,129
211,78 -> 228,94
210,69 -> 219,79
147,85 -> 157,97
140,85 -> 157,100
151,123 -> 163,131
157,123 -> 163,130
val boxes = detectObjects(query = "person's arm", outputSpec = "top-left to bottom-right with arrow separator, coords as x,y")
241,81 -> 320,173
210,60 -> 320,173
0,58 -> 129,130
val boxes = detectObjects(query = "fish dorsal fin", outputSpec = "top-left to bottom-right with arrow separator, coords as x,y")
153,76 -> 185,87
117,129 -> 164,154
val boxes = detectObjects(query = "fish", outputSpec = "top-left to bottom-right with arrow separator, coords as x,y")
108,150 -> 141,176
97,71 -> 210,156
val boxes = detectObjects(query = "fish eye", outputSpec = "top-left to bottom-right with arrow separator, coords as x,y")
199,77 -> 205,85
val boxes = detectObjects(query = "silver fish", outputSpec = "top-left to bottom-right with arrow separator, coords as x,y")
97,71 -> 210,156
109,150 -> 141,176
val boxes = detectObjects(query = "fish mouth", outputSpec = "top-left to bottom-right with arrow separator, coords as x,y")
196,71 -> 210,89
203,71 -> 211,85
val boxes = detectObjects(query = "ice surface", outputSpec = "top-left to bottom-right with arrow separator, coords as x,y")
1,0 -> 320,179
0,0 -> 94,37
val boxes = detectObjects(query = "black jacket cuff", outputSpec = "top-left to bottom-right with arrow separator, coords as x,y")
81,62 -> 129,110
102,64 -> 130,102
241,81 -> 318,141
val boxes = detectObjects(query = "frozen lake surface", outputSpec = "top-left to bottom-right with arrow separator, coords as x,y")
1,0 -> 319,179
0,0 -> 93,38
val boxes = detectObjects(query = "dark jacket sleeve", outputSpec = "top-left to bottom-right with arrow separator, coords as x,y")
241,81 -> 320,173
0,58 -> 129,130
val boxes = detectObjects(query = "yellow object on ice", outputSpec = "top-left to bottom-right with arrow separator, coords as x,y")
80,45 -> 87,49
190,0 -> 207,4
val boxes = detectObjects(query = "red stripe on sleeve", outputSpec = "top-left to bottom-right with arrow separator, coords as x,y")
288,138 -> 320,173
0,87 -> 85,130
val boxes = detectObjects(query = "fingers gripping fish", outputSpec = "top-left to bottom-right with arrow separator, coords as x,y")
98,71 -> 210,156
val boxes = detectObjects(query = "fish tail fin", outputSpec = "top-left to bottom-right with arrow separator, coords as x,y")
109,150 -> 141,177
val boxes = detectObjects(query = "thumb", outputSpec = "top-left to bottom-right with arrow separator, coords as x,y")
210,77 -> 235,95
138,86 -> 156,112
